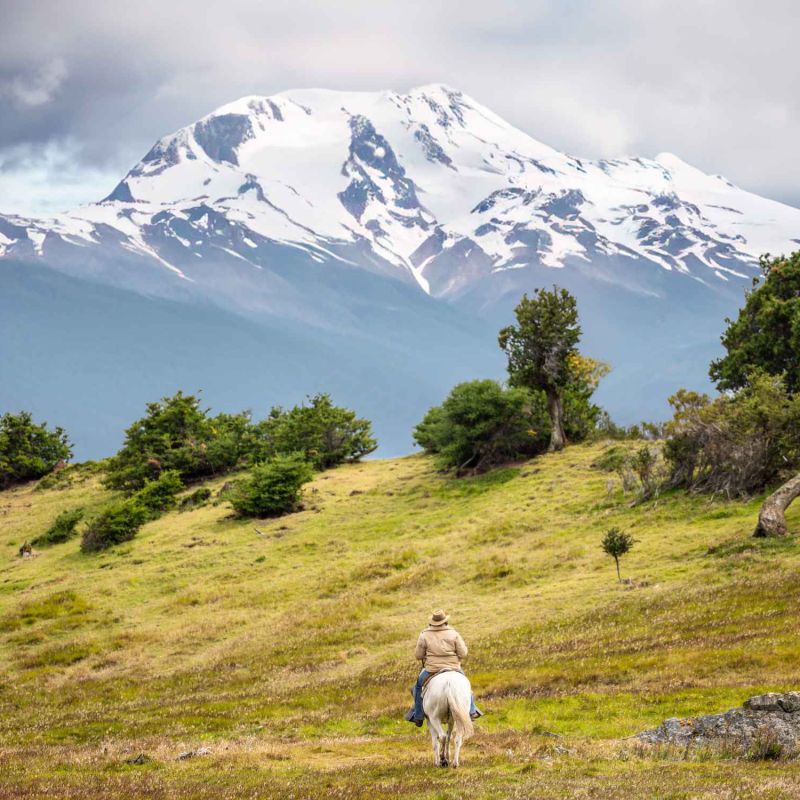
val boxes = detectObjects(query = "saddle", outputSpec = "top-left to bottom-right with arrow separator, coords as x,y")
421,667 -> 464,693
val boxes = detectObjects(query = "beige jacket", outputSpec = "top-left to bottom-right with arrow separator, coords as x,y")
415,625 -> 468,672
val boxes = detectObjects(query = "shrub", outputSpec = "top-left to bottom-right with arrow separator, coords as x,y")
745,728 -> 784,761
104,392 -> 252,492
179,486 -> 212,511
0,411 -> 72,489
81,500 -> 149,553
628,445 -> 664,499
254,394 -> 376,469
133,470 -> 184,517
413,380 -> 550,473
32,508 -> 84,547
593,446 -> 629,473
664,374 -> 800,496
229,454 -> 314,518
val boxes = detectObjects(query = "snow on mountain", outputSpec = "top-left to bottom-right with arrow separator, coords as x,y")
2,83 -> 798,312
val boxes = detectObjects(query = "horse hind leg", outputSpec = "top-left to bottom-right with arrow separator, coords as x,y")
452,732 -> 462,768
438,732 -> 449,767
429,726 -> 440,767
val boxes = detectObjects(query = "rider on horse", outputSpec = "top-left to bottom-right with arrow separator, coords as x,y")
405,609 -> 483,727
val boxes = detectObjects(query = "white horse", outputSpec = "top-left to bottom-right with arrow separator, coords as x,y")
422,671 -> 474,767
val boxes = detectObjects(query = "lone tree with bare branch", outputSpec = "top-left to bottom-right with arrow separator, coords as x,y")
499,287 -> 581,452
602,527 -> 635,582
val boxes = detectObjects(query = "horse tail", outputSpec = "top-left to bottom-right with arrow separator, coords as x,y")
446,681 -> 474,741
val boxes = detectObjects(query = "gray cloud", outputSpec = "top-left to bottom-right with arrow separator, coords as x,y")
1,0 -> 798,214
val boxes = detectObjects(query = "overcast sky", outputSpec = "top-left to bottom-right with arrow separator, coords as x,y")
1,0 -> 798,216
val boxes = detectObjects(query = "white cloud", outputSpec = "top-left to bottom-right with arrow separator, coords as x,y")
0,1 -> 797,212
4,58 -> 67,107
0,141 -> 120,216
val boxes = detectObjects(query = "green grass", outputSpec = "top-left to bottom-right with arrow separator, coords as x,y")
1,441 -> 800,798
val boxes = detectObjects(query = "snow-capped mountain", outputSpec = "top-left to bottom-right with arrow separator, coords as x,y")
2,85 -> 799,458
2,84 -> 799,316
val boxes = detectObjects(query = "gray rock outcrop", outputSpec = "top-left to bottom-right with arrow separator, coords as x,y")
637,692 -> 800,753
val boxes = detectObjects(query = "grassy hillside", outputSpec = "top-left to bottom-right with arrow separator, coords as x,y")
2,442 -> 800,798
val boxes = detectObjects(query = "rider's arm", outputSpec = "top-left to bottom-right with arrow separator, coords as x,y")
455,633 -> 468,661
414,633 -> 427,662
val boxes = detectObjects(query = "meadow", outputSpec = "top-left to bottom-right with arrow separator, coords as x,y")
2,441 -> 800,798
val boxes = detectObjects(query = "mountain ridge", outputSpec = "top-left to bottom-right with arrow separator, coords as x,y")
3,83 -> 799,312
2,84 -> 799,458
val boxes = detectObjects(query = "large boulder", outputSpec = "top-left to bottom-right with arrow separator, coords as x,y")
637,692 -> 800,753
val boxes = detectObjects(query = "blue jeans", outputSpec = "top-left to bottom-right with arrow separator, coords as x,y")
411,669 -> 479,721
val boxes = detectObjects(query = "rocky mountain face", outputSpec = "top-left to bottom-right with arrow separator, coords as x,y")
2,85 -> 799,457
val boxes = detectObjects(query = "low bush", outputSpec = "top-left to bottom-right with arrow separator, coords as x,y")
81,500 -> 149,553
133,470 -> 184,517
229,454 -> 314,518
664,373 -> 800,496
178,486 -> 212,511
32,508 -> 84,547
413,380 -> 550,473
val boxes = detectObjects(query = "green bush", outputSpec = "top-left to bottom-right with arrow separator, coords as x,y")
593,446 -> 629,472
254,394 -> 376,469
0,411 -> 72,489
133,470 -> 184,517
32,508 -> 84,547
178,486 -> 212,511
104,392 -> 253,492
229,454 -> 314,518
413,380 -> 550,473
81,500 -> 149,553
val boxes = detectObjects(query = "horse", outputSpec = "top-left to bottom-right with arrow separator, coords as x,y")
422,671 -> 474,767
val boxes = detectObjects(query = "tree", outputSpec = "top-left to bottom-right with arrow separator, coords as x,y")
601,528 -> 635,582
755,474 -> 800,537
499,287 -> 582,452
228,454 -> 314,518
710,251 -> 800,393
413,380 -> 550,472
253,394 -> 377,469
707,251 -> 800,536
0,411 -> 72,489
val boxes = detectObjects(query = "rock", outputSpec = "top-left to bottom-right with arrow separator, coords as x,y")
18,542 -> 32,558
124,753 -> 151,765
637,692 -> 800,753
745,692 -> 800,713
178,747 -> 211,760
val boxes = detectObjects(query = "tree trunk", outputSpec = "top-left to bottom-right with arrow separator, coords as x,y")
615,557 -> 621,582
547,389 -> 566,452
754,473 -> 800,537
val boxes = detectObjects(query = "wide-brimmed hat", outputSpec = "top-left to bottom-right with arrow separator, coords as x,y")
429,609 -> 449,627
